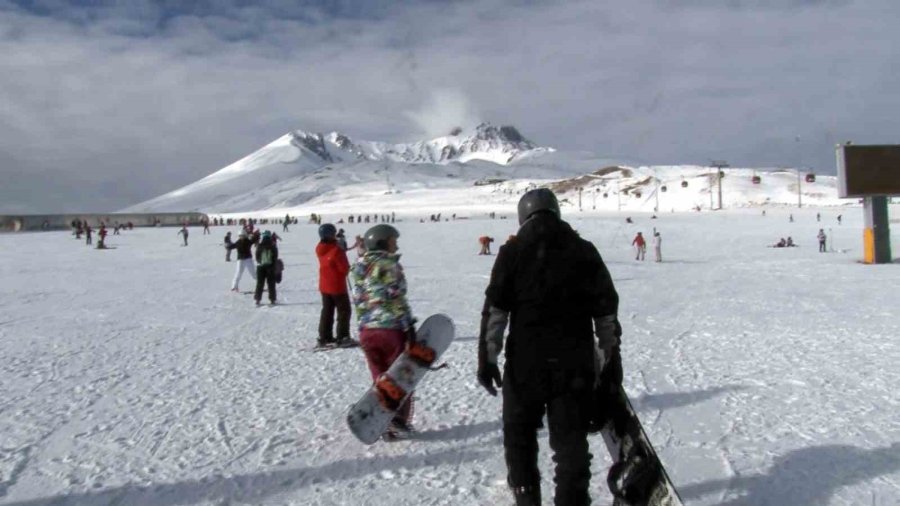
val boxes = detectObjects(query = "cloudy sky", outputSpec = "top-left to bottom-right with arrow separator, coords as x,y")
1,0 -> 898,213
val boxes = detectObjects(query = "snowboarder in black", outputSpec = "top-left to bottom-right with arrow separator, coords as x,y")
224,231 -> 234,262
254,231 -> 279,305
478,188 -> 621,506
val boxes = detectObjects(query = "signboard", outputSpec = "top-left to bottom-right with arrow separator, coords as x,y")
836,144 -> 900,198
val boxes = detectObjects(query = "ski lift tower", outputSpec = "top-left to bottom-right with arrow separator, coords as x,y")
711,160 -> 729,210
836,144 -> 900,264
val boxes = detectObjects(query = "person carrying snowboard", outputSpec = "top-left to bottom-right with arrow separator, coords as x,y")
477,188 -> 621,506
632,231 -> 646,261
229,231 -> 256,292
254,231 -> 279,305
351,224 -> 417,437
178,224 -> 189,246
316,224 -> 354,348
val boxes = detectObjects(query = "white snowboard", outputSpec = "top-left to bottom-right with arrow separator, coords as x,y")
347,314 -> 455,444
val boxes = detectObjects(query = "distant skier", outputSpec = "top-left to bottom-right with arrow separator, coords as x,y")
652,231 -> 662,262
224,231 -> 233,262
478,235 -> 494,255
229,232 -> 256,292
786,236 -> 795,247
97,225 -> 108,249
316,224 -> 354,348
477,189 -> 621,505
352,235 -> 366,257
336,228 -> 348,251
837,214 -> 842,225
351,224 -> 417,437
254,231 -> 279,306
85,224 -> 93,246
283,214 -> 290,232
202,219 -> 210,235
632,232 -> 646,261
817,229 -> 827,253
178,225 -> 189,246
789,214 -> 794,223
816,212 -> 821,222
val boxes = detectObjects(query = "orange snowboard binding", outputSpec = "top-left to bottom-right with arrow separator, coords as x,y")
374,374 -> 407,411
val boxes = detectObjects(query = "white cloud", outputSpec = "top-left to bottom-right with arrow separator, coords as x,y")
1,0 -> 899,212
403,89 -> 482,140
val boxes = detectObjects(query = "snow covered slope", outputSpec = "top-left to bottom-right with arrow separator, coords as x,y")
1,208 -> 898,505
123,124 -> 847,215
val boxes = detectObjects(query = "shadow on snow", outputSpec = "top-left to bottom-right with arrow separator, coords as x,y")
4,447 -> 489,506
679,442 -> 900,505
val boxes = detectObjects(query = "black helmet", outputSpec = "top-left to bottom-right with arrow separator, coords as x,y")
364,224 -> 400,251
318,223 -> 337,240
517,188 -> 560,225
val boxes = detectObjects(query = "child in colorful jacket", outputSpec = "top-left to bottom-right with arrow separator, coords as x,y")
351,224 -> 417,435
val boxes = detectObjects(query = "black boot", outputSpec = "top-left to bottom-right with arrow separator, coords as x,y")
511,484 -> 541,506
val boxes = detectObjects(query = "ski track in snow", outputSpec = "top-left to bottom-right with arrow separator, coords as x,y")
1,207 -> 899,505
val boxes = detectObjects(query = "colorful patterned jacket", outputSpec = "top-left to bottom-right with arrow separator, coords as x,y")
351,251 -> 414,330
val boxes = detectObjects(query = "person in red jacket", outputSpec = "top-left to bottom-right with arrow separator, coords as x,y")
316,223 -> 354,348
632,231 -> 646,261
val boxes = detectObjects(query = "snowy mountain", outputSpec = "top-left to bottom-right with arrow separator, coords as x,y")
122,124 -> 847,216
122,123 -> 559,214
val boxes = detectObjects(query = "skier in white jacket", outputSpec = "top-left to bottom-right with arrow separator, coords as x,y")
229,232 -> 257,292
652,231 -> 662,262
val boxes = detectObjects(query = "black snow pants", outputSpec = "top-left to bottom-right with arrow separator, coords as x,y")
503,365 -> 594,506
255,264 -> 277,303
319,292 -> 351,342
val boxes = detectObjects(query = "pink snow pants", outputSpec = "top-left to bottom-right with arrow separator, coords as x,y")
359,328 -> 413,423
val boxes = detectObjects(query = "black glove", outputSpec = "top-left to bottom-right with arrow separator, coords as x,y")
478,363 -> 502,396
477,333 -> 502,396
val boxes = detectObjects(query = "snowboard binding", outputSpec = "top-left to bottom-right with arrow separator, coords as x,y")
374,374 -> 407,411
406,341 -> 436,366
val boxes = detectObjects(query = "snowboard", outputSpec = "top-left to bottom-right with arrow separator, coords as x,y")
596,351 -> 684,506
346,314 -> 455,444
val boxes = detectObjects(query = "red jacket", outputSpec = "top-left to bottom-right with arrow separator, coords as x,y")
316,240 -> 350,294
632,234 -> 645,247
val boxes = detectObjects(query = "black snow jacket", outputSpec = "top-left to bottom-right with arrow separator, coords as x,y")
230,237 -> 254,260
483,213 -> 619,378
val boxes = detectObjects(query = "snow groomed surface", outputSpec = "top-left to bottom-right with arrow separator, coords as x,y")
1,207 -> 898,505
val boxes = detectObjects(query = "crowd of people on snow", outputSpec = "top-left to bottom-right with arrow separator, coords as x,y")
70,218 -> 134,249
59,198 -> 856,504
